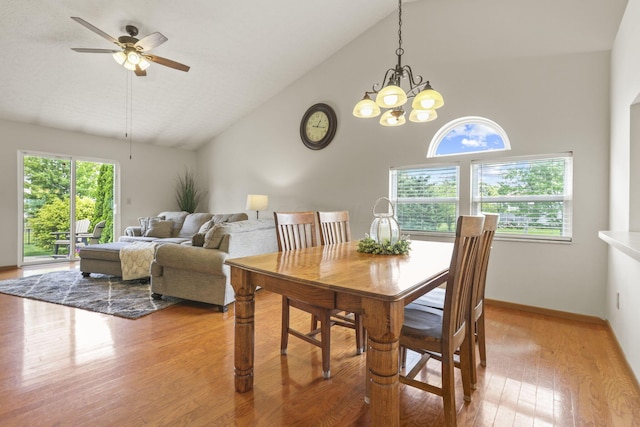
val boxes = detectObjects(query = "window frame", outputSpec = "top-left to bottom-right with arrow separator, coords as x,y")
471,152 -> 573,243
389,162 -> 460,237
427,116 -> 511,158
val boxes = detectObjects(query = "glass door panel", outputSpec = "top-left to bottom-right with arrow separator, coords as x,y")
21,154 -> 116,265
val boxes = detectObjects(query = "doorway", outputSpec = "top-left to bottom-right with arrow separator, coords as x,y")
20,152 -> 118,266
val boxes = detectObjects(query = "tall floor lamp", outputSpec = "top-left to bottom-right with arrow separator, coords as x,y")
246,194 -> 268,219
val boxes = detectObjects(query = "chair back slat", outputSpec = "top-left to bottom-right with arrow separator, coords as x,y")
473,214 -> 499,309
75,219 -> 90,233
274,212 -> 319,251
442,215 -> 484,345
317,211 -> 351,245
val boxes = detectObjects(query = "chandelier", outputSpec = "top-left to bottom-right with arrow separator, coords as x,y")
352,0 -> 444,127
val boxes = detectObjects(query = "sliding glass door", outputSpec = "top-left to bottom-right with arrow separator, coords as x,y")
20,152 -> 117,265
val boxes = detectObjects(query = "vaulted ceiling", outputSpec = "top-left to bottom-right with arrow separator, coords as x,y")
0,0 -> 627,150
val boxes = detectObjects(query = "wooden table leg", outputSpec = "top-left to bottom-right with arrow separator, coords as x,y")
362,298 -> 404,427
230,267 -> 256,393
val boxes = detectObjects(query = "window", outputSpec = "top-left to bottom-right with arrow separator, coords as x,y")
427,116 -> 510,158
472,153 -> 573,242
390,165 -> 459,233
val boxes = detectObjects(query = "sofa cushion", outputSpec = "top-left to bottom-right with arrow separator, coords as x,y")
212,213 -> 249,224
144,219 -> 174,238
203,219 -> 275,249
178,213 -> 214,238
138,216 -> 165,235
158,211 -> 190,237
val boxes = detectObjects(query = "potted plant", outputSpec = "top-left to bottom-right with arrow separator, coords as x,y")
175,169 -> 205,213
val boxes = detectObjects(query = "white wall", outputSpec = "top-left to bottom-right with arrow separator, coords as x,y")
607,0 -> 640,382
197,3 -> 610,317
0,119 -> 197,267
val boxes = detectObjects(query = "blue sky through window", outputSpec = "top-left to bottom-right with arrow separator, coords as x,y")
428,117 -> 510,158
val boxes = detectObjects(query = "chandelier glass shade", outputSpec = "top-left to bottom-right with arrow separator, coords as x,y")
353,0 -> 443,127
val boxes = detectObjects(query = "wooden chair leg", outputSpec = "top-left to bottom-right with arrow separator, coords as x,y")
459,334 -> 474,400
320,310 -> 332,379
441,350 -> 458,427
467,319 -> 479,390
280,296 -> 290,355
477,313 -> 487,367
355,314 -> 364,355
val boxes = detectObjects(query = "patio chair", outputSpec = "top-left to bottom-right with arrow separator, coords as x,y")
52,219 -> 91,255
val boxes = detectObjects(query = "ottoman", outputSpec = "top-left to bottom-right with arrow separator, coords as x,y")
79,242 -> 130,277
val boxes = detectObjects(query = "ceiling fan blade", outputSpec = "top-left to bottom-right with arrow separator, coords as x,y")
135,32 -> 168,52
144,54 -> 190,72
70,17 -> 120,46
135,65 -> 147,77
71,48 -> 120,53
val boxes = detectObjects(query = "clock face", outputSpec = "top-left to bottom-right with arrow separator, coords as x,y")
300,103 -> 337,150
305,111 -> 329,142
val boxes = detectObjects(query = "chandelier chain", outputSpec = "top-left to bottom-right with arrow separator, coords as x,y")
396,0 -> 404,57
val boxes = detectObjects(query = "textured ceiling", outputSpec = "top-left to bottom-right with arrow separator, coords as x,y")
0,0 -> 628,151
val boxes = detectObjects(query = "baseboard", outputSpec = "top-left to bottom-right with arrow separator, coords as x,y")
605,320 -> 640,396
0,265 -> 17,272
485,298 -> 606,325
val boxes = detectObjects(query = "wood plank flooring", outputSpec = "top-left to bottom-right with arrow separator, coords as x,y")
0,264 -> 639,426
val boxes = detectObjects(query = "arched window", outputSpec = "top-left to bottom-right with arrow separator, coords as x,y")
427,116 -> 510,158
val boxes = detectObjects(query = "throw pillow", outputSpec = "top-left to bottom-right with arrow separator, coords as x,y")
203,224 -> 224,249
138,216 -> 165,235
198,219 -> 215,234
144,218 -> 173,238
191,232 -> 206,247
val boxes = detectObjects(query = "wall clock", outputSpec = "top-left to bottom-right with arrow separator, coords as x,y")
300,103 -> 337,150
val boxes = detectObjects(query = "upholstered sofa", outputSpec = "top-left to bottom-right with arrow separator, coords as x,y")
150,218 -> 278,312
120,211 -> 248,245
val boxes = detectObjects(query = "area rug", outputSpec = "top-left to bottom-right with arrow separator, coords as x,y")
0,270 -> 181,319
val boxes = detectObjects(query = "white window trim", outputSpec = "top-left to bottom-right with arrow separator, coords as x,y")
427,116 -> 511,158
471,152 -> 573,243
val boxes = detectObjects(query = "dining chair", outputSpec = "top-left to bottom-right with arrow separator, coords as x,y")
405,213 -> 499,387
274,211 -> 360,379
316,211 -> 364,354
399,215 -> 484,427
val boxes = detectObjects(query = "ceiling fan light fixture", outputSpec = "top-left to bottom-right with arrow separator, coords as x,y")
138,58 -> 151,71
71,17 -> 191,76
112,51 -> 126,65
126,50 -> 141,65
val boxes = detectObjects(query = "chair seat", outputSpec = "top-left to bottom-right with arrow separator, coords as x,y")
410,287 -> 445,311
402,305 -> 444,341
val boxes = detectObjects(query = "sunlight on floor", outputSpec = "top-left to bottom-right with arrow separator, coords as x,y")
20,299 -> 114,386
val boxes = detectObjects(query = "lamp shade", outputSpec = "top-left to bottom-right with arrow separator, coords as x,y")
246,194 -> 268,211
409,109 -> 437,123
411,87 -> 444,110
375,85 -> 407,108
379,109 -> 406,127
353,96 -> 381,118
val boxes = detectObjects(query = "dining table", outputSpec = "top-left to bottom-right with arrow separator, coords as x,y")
225,239 -> 454,427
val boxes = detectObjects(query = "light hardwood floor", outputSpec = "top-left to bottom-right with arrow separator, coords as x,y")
0,264 -> 639,426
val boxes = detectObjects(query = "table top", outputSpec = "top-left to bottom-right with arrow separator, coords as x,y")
226,240 -> 453,301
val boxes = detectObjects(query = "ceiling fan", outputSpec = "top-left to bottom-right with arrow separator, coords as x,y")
70,16 -> 190,77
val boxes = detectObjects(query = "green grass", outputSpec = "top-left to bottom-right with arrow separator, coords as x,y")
23,244 -> 56,257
